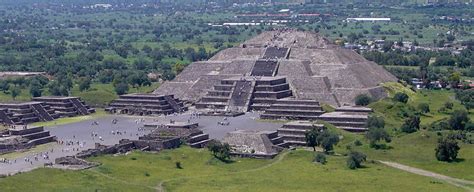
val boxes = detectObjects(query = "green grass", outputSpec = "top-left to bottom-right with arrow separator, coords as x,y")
348,83 -> 474,181
30,109 -> 107,127
0,147 -> 465,192
0,82 -> 161,107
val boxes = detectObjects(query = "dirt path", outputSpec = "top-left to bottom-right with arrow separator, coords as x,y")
379,161 -> 474,191
155,150 -> 290,192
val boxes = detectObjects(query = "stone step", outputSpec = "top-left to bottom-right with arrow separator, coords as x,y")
327,121 -> 367,128
22,131 -> 50,140
264,109 -> 325,116
188,133 -> 209,143
261,114 -> 320,120
27,136 -> 55,145
274,99 -> 320,105
189,139 -> 210,148
277,128 -> 308,135
269,104 -> 322,111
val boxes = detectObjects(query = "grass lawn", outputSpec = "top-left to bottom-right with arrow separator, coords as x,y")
343,83 -> 474,181
30,108 -> 107,127
0,147 -> 465,192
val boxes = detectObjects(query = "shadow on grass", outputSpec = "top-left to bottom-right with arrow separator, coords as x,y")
451,158 -> 465,163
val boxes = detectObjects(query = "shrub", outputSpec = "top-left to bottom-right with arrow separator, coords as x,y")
354,140 -> 363,146
366,116 -> 385,129
393,92 -> 409,103
314,153 -> 327,164
355,94 -> 372,106
366,126 -> 391,148
400,115 -> 421,133
448,110 -> 470,131
444,102 -> 454,110
418,103 -> 430,114
435,136 -> 460,162
207,140 -> 231,161
175,161 -> 182,169
347,151 -> 367,169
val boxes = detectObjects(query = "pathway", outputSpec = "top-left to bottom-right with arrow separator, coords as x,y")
379,161 -> 474,191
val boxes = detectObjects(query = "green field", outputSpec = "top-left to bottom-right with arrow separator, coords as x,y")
0,147 -> 466,192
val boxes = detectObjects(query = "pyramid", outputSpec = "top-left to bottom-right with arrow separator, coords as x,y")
154,29 -> 397,107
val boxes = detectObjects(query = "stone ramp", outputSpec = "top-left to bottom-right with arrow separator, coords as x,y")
70,98 -> 90,115
228,81 -> 254,112
262,47 -> 289,59
250,60 -> 279,76
0,109 -> 14,124
30,103 -> 54,121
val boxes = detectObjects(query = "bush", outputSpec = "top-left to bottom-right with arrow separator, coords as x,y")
207,140 -> 231,162
400,115 -> 421,133
448,110 -> 470,131
366,116 -> 385,129
435,136 -> 460,162
354,140 -> 363,146
366,126 -> 391,148
175,161 -> 182,169
444,102 -> 454,110
418,103 -> 430,114
347,151 -> 367,169
314,153 -> 327,164
393,92 -> 409,103
355,94 -> 372,106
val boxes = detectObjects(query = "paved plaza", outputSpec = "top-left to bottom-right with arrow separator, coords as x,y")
0,111 -> 281,175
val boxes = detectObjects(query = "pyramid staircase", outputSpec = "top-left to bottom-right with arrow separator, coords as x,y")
276,121 -> 325,147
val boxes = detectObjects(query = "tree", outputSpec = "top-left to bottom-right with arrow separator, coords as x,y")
78,78 -> 91,92
355,94 -> 372,106
400,115 -> 421,133
435,136 -> 460,162
448,110 -> 470,130
0,80 -> 10,93
305,128 -> 320,151
10,87 -> 20,100
317,130 -> 340,153
29,85 -> 42,97
444,102 -> 454,110
366,126 -> 391,148
393,92 -> 409,103
207,140 -> 231,161
418,103 -> 430,114
366,116 -> 385,129
347,151 -> 367,169
114,83 -> 129,95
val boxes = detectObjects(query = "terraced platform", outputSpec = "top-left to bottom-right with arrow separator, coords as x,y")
154,29 -> 396,107
106,93 -> 187,115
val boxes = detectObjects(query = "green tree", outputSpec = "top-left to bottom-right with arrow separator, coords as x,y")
448,110 -> 470,130
401,115 -> 421,133
366,126 -> 391,148
305,128 -> 320,151
207,140 -> 231,161
78,78 -> 91,92
366,116 -> 385,129
393,92 -> 409,103
29,85 -> 42,97
435,136 -> 460,162
418,103 -> 430,114
347,151 -> 367,169
114,83 -> 129,95
317,130 -> 340,153
0,80 -> 10,93
355,94 -> 372,106
11,87 -> 21,100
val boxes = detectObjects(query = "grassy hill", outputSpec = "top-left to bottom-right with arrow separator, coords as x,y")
0,147 -> 465,192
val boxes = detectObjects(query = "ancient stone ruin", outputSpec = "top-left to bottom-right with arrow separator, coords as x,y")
222,130 -> 283,159
106,93 -> 187,115
154,29 -> 396,111
0,96 -> 94,125
0,126 -> 56,154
